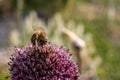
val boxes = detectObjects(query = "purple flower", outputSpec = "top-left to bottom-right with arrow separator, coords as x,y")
8,43 -> 79,80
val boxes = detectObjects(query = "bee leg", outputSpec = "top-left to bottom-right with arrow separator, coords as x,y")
35,34 -> 39,49
35,40 -> 38,50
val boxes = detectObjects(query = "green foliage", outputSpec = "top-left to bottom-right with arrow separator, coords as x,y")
80,14 -> 120,80
11,0 -> 67,16
0,72 -> 10,80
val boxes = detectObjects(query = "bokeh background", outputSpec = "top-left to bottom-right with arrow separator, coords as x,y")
0,0 -> 120,80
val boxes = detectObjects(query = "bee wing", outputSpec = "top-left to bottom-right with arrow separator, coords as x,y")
32,25 -> 39,31
32,25 -> 45,31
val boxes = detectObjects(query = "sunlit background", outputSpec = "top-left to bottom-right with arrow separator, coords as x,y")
0,0 -> 120,80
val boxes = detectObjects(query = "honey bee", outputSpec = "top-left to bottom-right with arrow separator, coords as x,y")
31,25 -> 48,46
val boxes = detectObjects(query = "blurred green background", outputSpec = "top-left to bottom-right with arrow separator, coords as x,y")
0,0 -> 120,80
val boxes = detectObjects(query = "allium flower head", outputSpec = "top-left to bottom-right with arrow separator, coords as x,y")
8,43 -> 79,80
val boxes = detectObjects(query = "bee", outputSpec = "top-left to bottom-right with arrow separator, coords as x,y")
31,25 -> 48,46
